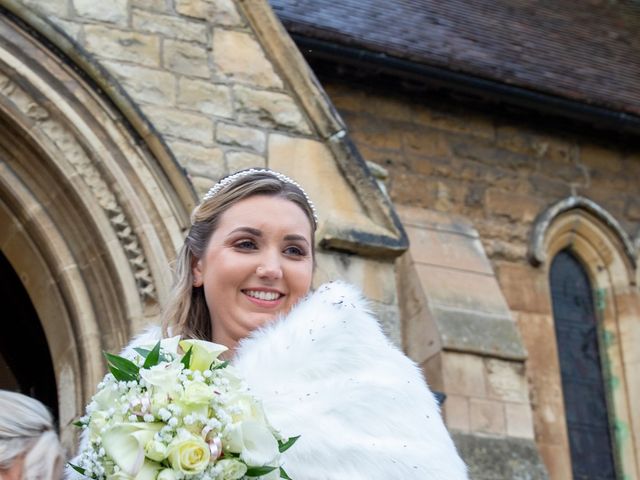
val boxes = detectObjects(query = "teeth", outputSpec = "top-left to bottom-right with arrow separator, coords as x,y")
245,290 -> 280,301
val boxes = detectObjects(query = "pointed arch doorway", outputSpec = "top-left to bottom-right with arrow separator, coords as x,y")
0,12 -> 190,448
0,250 -> 57,418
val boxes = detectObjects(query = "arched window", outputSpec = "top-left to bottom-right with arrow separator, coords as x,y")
550,249 -> 616,479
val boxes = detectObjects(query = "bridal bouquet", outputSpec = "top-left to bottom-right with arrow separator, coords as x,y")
69,337 -> 297,480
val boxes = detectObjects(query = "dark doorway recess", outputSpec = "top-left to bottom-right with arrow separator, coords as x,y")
550,249 -> 617,480
0,250 -> 58,420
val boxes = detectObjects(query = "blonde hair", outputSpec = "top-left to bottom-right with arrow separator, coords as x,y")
162,170 -> 317,340
0,390 -> 64,480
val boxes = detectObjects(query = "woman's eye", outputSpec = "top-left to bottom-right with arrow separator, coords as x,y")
235,240 -> 257,250
284,245 -> 305,256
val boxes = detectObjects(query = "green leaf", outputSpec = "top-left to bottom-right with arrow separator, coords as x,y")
181,346 -> 193,370
278,435 -> 300,453
134,347 -> 151,358
67,463 -> 86,475
280,466 -> 292,479
104,352 -> 139,382
211,360 -> 229,370
72,420 -> 85,428
245,466 -> 278,477
143,341 -> 161,369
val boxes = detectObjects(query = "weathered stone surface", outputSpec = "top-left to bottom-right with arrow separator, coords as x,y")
495,262 -> 553,314
163,39 -> 209,77
142,106 -> 213,144
22,0 -> 69,17
443,394 -> 470,433
84,26 -> 160,67
485,188 -> 544,223
442,352 -> 487,398
49,18 -> 82,41
235,87 -> 310,134
213,30 -> 283,88
452,433 -> 549,480
469,398 -> 506,435
177,78 -> 233,118
225,151 -> 265,171
216,122 -> 265,152
434,307 -> 527,359
132,9 -> 209,43
103,61 -> 176,106
131,0 -> 168,11
169,141 -> 224,179
370,301 -> 402,348
73,0 -> 128,24
506,402 -> 535,439
175,0 -> 242,26
485,358 -> 528,403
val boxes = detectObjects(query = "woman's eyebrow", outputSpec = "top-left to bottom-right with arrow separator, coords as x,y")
284,234 -> 309,245
228,226 -> 262,236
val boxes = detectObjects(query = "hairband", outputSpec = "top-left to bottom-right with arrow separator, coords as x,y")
201,168 -> 318,224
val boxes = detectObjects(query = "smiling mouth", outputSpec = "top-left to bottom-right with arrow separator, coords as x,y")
242,290 -> 284,301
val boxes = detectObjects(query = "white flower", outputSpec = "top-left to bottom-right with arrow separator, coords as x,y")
167,430 -> 210,474
224,420 -> 279,467
179,339 -> 227,372
216,459 -> 247,480
102,423 -> 163,476
139,361 -> 184,396
157,469 -> 178,480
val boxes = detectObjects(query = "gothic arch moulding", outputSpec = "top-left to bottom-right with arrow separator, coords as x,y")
527,195 -> 639,479
0,13 -> 188,445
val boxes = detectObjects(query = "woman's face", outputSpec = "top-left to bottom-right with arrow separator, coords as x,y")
193,194 -> 314,352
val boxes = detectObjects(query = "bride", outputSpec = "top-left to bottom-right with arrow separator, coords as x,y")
71,169 -> 468,479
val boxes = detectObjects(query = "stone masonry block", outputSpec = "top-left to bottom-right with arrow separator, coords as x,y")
505,402 -> 535,439
485,358 -> 528,403
73,0 -> 128,25
142,106 -> 213,144
415,264 -> 511,316
225,151 -> 265,171
404,224 -> 493,275
176,0 -> 242,26
215,122 -> 265,153
495,262 -> 553,314
132,0 -> 169,12
580,143 -> 624,173
213,30 -> 283,89
443,394 -> 470,433
22,0 -> 69,17
442,351 -> 486,398
402,128 -> 451,157
103,62 -> 176,106
469,398 -> 506,435
177,78 -> 233,118
169,141 -> 224,179
50,18 -> 82,42
235,86 -> 310,134
132,9 -> 209,43
84,26 -> 160,67
163,39 -> 210,77
485,188 -> 544,223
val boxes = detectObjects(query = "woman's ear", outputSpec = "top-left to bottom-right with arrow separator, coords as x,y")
192,258 -> 204,287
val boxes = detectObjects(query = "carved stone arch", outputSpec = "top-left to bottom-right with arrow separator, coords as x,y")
0,13 -> 188,444
527,196 -> 639,479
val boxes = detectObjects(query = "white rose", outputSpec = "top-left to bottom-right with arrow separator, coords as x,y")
226,393 -> 266,424
157,469 -> 178,480
167,431 -> 210,474
216,459 -> 247,480
144,440 -> 168,462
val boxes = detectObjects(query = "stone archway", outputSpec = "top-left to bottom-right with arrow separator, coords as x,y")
0,13 -> 189,447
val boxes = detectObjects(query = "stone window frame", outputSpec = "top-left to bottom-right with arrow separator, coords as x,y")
528,196 -> 639,479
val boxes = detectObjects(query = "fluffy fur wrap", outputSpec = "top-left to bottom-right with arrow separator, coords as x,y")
70,282 -> 468,479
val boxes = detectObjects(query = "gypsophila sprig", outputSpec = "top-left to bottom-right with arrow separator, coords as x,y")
69,337 -> 298,480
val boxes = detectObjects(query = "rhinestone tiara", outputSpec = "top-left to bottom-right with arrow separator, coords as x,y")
201,168 -> 318,224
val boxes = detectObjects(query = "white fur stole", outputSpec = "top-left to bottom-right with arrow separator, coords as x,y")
69,282 -> 467,480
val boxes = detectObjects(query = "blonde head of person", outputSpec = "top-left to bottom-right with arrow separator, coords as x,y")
0,390 -> 64,480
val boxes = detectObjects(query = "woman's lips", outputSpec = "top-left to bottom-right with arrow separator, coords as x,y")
242,289 -> 285,308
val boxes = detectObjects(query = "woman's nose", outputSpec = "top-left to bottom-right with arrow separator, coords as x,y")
256,254 -> 283,280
